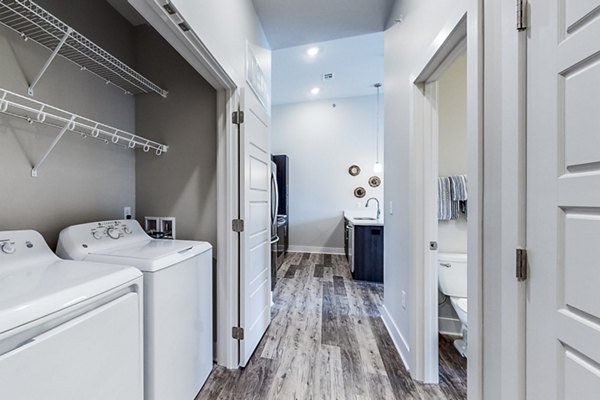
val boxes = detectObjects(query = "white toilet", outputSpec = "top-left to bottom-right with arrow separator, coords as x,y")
438,252 -> 468,357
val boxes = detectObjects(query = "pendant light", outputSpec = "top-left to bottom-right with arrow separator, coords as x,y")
373,83 -> 383,173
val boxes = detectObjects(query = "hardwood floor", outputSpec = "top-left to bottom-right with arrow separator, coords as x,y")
197,253 -> 467,400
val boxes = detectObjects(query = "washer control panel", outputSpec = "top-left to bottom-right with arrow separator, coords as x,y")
90,221 -> 134,241
57,220 -> 148,260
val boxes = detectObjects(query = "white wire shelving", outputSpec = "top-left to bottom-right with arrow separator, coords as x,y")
0,0 -> 168,97
0,88 -> 169,177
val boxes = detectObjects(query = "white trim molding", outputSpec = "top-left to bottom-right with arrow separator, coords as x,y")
381,305 -> 411,371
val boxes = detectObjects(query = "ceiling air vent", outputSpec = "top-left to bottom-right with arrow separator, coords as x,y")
322,73 -> 335,81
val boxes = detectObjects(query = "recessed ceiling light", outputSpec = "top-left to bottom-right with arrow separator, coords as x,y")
311,87 -> 320,95
307,47 -> 319,57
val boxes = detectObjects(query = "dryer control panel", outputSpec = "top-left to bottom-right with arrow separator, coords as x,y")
0,230 -> 57,265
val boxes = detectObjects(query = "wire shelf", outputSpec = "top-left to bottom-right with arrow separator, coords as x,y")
0,0 -> 168,97
0,88 -> 168,176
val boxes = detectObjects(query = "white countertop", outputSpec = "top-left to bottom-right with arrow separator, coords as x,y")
344,210 -> 384,226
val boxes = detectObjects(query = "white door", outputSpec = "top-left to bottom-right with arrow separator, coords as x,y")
527,1 -> 600,398
238,88 -> 272,366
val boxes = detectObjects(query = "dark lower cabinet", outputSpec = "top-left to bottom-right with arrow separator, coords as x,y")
352,224 -> 384,283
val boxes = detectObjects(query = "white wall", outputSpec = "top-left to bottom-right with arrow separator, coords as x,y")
438,53 -> 468,254
272,95 -> 384,253
383,0 -> 467,374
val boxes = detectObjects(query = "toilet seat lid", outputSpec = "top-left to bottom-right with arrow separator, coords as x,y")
452,298 -> 468,313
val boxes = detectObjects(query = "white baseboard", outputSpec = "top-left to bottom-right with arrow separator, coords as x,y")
288,245 -> 344,255
381,304 -> 411,371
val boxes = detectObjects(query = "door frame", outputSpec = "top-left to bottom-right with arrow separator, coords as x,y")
408,8 -> 484,398
129,0 -> 242,369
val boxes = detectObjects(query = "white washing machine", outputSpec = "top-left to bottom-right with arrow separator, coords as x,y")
57,220 -> 213,400
0,230 -> 144,400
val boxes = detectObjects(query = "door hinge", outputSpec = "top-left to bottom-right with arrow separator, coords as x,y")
232,326 -> 244,340
232,219 -> 245,233
232,110 -> 244,125
516,248 -> 528,281
517,0 -> 527,31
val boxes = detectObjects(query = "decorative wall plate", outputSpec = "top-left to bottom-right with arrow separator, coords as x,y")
369,176 -> 381,188
348,165 -> 361,176
354,187 -> 366,198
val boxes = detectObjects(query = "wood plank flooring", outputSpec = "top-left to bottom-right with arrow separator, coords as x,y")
197,253 -> 467,400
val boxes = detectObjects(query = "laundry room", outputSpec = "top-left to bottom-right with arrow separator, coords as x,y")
0,0 -> 219,398
0,0 -> 217,249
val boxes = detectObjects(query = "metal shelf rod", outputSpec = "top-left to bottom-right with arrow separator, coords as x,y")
0,88 -> 168,177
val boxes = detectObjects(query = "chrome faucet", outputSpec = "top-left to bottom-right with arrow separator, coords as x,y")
365,197 -> 381,220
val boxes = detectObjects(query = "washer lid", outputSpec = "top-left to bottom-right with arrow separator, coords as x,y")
87,239 -> 212,272
0,259 -> 141,335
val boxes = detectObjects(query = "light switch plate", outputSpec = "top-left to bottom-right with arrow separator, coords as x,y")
124,206 -> 131,219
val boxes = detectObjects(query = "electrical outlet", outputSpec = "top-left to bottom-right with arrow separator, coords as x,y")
124,207 -> 132,219
402,290 -> 406,309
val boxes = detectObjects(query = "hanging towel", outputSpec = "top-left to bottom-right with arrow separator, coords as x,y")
438,177 -> 453,221
450,175 -> 468,201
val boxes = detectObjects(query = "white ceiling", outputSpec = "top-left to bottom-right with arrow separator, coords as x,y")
272,32 -> 384,105
252,0 -> 395,49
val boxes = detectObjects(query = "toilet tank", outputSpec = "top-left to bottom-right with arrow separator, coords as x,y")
438,252 -> 468,298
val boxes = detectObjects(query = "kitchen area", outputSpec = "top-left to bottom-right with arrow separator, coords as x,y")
344,200 -> 384,283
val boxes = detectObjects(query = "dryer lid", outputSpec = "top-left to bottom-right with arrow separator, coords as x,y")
0,258 -> 141,335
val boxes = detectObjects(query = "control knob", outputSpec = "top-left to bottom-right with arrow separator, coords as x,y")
107,228 -> 122,240
1,243 -> 15,254
92,231 -> 103,240
123,226 -> 132,234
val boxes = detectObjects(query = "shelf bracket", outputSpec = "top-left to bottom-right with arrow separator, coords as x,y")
32,116 -> 76,177
28,28 -> 73,96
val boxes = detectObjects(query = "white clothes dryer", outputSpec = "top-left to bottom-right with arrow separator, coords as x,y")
57,220 -> 213,400
0,230 -> 144,400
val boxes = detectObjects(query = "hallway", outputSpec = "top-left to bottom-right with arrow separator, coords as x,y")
197,253 -> 466,400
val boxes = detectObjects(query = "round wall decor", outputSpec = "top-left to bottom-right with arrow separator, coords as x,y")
354,187 -> 366,198
348,165 -> 361,176
369,176 -> 381,188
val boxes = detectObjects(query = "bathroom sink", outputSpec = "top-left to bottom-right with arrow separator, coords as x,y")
354,217 -> 377,220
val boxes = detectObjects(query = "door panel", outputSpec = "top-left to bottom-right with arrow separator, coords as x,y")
527,0 -> 600,398
239,88 -> 271,366
565,0 -> 600,30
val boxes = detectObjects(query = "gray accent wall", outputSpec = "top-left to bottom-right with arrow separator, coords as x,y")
0,0 -> 137,249
134,26 -> 217,249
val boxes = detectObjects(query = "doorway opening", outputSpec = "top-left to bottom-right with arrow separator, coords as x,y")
434,49 -> 468,390
409,11 -> 482,396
